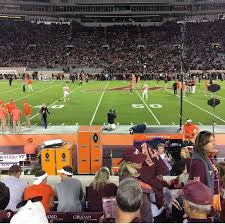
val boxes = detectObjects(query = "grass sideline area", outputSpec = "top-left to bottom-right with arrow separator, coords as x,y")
0,79 -> 225,126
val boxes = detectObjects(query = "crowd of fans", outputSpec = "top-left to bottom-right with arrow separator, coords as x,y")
0,130 -> 225,223
1,20 -> 225,76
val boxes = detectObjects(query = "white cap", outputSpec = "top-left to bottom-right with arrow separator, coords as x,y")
186,119 -> 192,123
33,173 -> 48,185
58,168 -> 73,176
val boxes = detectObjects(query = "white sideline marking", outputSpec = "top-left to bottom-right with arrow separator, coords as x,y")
61,123 -> 64,126
198,89 -> 225,101
0,87 -> 21,95
165,89 -> 225,124
75,123 -> 78,125
22,84 -> 83,125
135,90 -> 160,125
14,83 -> 61,102
184,98 -> 225,123
131,122 -> 133,125
89,81 -> 109,125
172,122 -> 175,125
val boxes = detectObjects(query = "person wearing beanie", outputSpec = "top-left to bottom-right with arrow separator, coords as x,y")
23,170 -> 54,211
183,181 -> 213,223
1,165 -> 27,211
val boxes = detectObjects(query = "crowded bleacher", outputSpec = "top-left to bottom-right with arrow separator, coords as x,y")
0,20 -> 225,75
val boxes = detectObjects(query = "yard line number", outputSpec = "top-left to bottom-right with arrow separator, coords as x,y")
132,104 -> 162,109
34,104 -> 64,109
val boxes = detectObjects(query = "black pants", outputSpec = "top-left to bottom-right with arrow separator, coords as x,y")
23,85 -> 25,92
173,89 -> 177,95
41,115 -> 47,129
9,80 -> 12,86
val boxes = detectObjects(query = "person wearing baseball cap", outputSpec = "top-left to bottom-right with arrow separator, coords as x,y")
23,170 -> 54,211
55,166 -> 83,212
119,148 -> 153,223
183,181 -> 213,223
183,118 -> 199,141
1,165 -> 27,211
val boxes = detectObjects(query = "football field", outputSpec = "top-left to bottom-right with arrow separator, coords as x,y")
0,79 -> 225,126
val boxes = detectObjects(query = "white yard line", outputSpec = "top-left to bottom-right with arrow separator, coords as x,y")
165,89 -> 225,124
22,84 -> 83,125
89,81 -> 109,125
14,83 -> 61,102
197,89 -> 225,101
198,122 -> 203,125
0,87 -> 21,95
171,122 -> 175,125
135,90 -> 160,125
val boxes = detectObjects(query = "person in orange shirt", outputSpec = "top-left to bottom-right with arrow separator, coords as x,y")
183,119 -> 199,141
11,106 -> 22,133
23,170 -> 54,212
23,100 -> 31,128
183,81 -> 187,97
128,81 -> 133,94
177,80 -> 182,96
24,138 -> 37,160
205,79 -> 209,95
27,79 -> 33,92
6,99 -> 16,128
0,103 -> 7,133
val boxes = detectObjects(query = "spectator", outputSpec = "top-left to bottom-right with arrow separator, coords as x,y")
11,106 -> 22,133
10,196 -> 48,224
189,131 -> 215,194
1,165 -> 27,211
0,182 -> 10,210
6,99 -> 16,128
0,102 -> 7,133
23,170 -> 54,212
183,181 -> 213,223
156,143 -> 173,175
115,178 -> 143,223
23,100 -> 32,128
119,148 -> 152,223
183,119 -> 199,141
23,137 -> 37,160
86,167 -> 117,212
55,166 -> 83,212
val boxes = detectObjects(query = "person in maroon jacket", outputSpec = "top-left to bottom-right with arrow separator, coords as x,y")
139,142 -> 170,209
86,167 -> 117,212
189,131 -> 217,195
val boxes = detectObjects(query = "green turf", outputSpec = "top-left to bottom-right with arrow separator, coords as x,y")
0,79 -> 225,125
